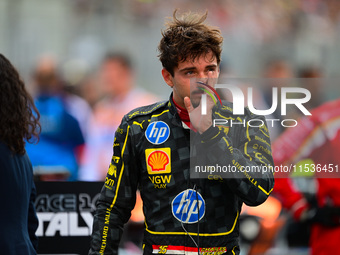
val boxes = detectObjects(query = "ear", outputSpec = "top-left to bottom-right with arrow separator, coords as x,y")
161,68 -> 174,88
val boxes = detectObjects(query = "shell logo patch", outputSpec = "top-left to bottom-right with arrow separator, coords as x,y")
148,151 -> 169,171
145,148 -> 171,174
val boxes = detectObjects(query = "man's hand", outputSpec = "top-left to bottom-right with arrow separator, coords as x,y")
184,94 -> 215,134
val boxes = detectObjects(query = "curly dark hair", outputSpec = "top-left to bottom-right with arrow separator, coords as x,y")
0,54 -> 40,155
158,10 -> 223,76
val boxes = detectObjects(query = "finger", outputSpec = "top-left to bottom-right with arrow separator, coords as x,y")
204,94 -> 216,111
184,96 -> 193,113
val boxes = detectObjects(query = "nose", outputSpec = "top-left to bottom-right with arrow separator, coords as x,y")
197,73 -> 209,87
197,71 -> 207,80
197,72 -> 215,86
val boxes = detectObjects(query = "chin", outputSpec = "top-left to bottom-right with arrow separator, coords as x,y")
191,97 -> 201,108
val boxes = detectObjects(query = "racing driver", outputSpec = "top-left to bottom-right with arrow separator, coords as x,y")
89,10 -> 274,255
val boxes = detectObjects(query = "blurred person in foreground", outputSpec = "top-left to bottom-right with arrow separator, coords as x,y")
79,52 -> 158,181
273,98 -> 340,255
89,10 -> 274,255
26,56 -> 85,181
0,54 -> 40,254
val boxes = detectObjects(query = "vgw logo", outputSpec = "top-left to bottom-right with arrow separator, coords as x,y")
172,189 -> 205,224
145,121 -> 170,145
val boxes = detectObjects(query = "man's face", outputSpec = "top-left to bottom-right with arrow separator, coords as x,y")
162,51 -> 219,108
100,59 -> 131,96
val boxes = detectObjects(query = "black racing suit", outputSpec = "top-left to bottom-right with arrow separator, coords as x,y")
89,96 -> 274,255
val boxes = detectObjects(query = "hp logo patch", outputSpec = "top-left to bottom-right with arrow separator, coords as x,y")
145,121 -> 170,145
172,189 -> 205,224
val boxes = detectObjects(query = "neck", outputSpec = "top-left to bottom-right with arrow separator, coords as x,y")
173,98 -> 189,121
173,97 -> 196,131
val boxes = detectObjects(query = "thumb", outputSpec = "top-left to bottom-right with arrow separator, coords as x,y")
184,97 -> 193,113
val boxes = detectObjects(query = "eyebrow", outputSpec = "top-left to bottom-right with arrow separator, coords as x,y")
178,67 -> 196,72
178,64 -> 218,72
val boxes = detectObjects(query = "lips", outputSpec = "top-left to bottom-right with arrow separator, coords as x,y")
195,81 -> 222,105
191,89 -> 204,96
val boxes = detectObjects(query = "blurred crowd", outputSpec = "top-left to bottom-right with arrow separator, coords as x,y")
26,52 -> 158,181
3,0 -> 340,94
